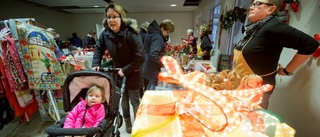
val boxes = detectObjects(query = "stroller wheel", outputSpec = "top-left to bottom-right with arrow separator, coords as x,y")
108,126 -> 120,137
118,114 -> 123,128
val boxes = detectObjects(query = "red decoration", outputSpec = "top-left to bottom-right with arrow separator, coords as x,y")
75,64 -> 82,71
314,34 -> 320,40
283,0 -> 301,13
313,34 -> 320,57
290,1 -> 299,12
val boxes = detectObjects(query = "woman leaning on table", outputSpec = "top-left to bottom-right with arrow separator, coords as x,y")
233,0 -> 319,109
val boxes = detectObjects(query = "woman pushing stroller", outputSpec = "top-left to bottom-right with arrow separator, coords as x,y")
91,3 -> 144,133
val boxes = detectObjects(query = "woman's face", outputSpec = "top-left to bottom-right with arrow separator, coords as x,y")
199,30 -> 204,36
187,32 -> 192,37
248,0 -> 275,23
161,28 -> 170,38
106,8 -> 121,33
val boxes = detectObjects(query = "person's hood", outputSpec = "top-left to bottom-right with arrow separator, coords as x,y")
104,18 -> 139,34
147,20 -> 161,34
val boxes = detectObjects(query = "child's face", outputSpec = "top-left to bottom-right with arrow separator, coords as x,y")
87,90 -> 103,106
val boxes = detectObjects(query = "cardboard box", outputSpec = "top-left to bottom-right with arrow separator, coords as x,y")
194,60 -> 212,71
200,62 -> 216,73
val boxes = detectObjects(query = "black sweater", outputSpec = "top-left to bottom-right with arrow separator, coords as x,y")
238,17 -> 319,85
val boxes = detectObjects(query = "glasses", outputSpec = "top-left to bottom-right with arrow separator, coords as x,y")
107,16 -> 120,20
250,1 -> 273,8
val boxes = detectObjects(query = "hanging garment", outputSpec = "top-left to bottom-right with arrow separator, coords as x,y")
9,18 -> 65,90
0,21 -> 38,122
1,37 -> 27,91
0,57 -> 38,121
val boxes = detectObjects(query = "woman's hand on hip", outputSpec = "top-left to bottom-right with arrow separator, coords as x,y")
277,64 -> 286,76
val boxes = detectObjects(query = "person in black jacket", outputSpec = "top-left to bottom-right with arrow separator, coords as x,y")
142,19 -> 175,90
69,32 -> 83,48
91,3 -> 144,133
138,21 -> 149,98
83,31 -> 96,48
233,0 -> 319,109
139,21 -> 149,42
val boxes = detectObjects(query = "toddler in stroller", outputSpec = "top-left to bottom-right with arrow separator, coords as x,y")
63,85 -> 106,129
46,70 -> 121,137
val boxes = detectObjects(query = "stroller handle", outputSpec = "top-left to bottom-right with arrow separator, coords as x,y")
99,67 -> 119,72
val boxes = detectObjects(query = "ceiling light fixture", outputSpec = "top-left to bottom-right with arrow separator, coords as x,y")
170,4 -> 177,7
93,5 -> 99,8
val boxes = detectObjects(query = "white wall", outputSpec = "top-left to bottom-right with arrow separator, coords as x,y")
0,0 -> 194,45
128,12 -> 194,45
0,0 -> 71,39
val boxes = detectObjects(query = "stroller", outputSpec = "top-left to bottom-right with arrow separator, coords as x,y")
45,69 -> 123,137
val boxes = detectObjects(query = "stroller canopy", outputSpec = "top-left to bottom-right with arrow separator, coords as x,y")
63,71 -> 118,112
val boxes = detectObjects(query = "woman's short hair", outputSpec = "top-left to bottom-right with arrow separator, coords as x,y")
89,31 -> 96,35
140,21 -> 149,32
200,24 -> 209,35
105,3 -> 126,19
267,0 -> 283,16
160,19 -> 175,33
187,29 -> 193,34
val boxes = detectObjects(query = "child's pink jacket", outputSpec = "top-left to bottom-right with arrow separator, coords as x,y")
63,99 -> 105,128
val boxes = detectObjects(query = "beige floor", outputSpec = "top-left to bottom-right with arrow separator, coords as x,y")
0,110 -> 131,137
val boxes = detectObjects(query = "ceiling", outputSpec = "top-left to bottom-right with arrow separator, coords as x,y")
13,0 -> 202,14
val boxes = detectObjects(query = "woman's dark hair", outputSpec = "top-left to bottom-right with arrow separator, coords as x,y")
268,0 -> 283,16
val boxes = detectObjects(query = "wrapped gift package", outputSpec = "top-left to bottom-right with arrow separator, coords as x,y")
132,56 -> 295,137
132,90 -> 295,137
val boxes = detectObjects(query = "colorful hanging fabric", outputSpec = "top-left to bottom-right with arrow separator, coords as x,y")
9,18 -> 65,90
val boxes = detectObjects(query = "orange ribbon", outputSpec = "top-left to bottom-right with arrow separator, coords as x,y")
136,90 -> 231,136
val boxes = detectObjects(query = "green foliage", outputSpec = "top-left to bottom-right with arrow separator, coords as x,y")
220,7 -> 248,31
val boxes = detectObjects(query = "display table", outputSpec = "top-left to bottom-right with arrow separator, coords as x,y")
73,52 -> 94,69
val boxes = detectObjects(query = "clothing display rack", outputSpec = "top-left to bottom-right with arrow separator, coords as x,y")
0,18 -> 64,125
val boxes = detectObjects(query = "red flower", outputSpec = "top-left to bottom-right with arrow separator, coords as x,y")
75,64 -> 82,71
313,47 -> 320,57
50,46 -> 55,51
46,53 -> 53,58
20,40 -> 28,46
29,83 -> 35,88
314,34 -> 320,40
52,58 -> 57,63
23,55 -> 30,60
58,56 -> 66,61
27,70 -> 33,74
